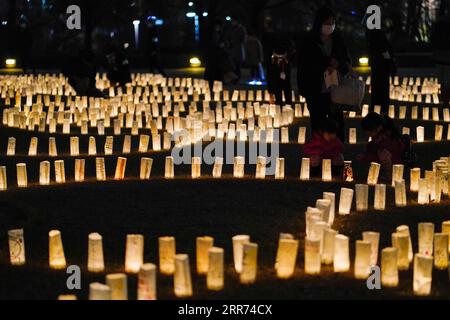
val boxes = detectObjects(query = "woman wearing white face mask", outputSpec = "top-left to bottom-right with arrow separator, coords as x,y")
297,7 -> 351,143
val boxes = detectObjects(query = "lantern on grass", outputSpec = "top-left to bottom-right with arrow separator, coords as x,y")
334,234 -> 350,272
240,243 -> 258,284
75,159 -> 85,182
392,164 -> 404,186
114,157 -> 127,180
70,137 -> 79,156
89,282 -> 111,300
165,156 -> 174,179
196,236 -> 214,274
300,158 -> 310,181
275,158 -> 285,179
125,234 -> 144,273
232,235 -> 250,273
433,233 -> 449,270
88,136 -> 97,155
233,156 -> 245,178
138,263 -> 157,300
16,163 -> 28,188
322,228 -> 337,264
88,233 -> 104,272
394,180 -> 407,207
322,159 -> 332,182
349,128 -> 357,144
8,229 -> 25,266
106,273 -> 128,300
49,230 -> 66,269
159,236 -> 176,275
39,161 -> 50,185
275,238 -> 298,279
191,157 -> 201,179
367,162 -> 380,185
323,192 -> 335,225
28,137 -> 38,156
343,161 -> 353,182
416,126 -> 424,142
442,221 -> 450,252
418,222 -> 434,256
410,168 -> 420,192
96,157 -> 106,181
392,232 -> 410,270
338,188 -> 354,215
49,137 -> 57,156
0,166 -> 7,190
7,137 -> 16,156
305,238 -> 321,275
418,178 -> 429,204
140,157 -> 153,180
104,136 -> 114,155
316,199 -> 331,226
207,247 -> 224,290
354,240 -> 372,279
255,156 -> 266,179
381,247 -> 398,287
413,254 -> 433,296
355,184 -> 369,212
58,295 -> 77,300
298,127 -> 306,144
373,184 -> 386,210
212,157 -> 223,178
174,254 -> 193,297
362,231 -> 380,266
54,160 -> 66,183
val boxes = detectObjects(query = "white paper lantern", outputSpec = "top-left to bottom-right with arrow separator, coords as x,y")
138,263 -> 157,300
367,162 -> 380,185
16,163 -> 28,188
89,282 -> 111,300
232,234 -> 250,273
233,156 -> 245,178
363,231 -> 380,266
381,247 -> 398,287
333,234 -> 350,272
300,157 -> 310,181
418,222 -> 434,256
174,254 -> 193,297
165,156 -> 174,179
275,157 -> 285,180
96,157 -> 106,181
39,161 -> 50,185
8,229 -> 25,266
196,236 -> 214,274
394,180 -> 407,207
75,159 -> 85,182
416,126 -> 424,142
275,238 -> 298,279
49,230 -> 66,269
354,240 -> 372,279
392,232 -> 410,270
413,254 -> 433,296
54,160 -> 66,183
106,273 -> 128,300
433,233 -> 449,270
240,243 -> 258,284
396,225 -> 413,262
88,232 -> 104,272
409,168 -> 420,192
391,164 -> 404,187
323,192 -> 335,225
0,166 -> 7,190
159,236 -> 176,275
322,228 -> 337,264
305,237 -> 321,275
355,184 -> 369,212
191,157 -> 201,179
322,159 -> 332,182
207,247 -> 224,290
338,188 -> 354,215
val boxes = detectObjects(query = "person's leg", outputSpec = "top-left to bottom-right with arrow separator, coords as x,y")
275,88 -> 283,106
306,94 -> 326,133
284,81 -> 293,106
377,148 -> 393,183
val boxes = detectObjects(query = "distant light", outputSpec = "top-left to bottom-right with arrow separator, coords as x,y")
226,16 -> 231,21
351,10 -> 357,16
202,12 -> 208,17
5,58 -> 16,68
1,21 -> 7,26
155,19 -> 164,25
147,15 -> 157,21
110,32 -> 115,38
248,80 -> 265,86
133,20 -> 140,26
189,57 -> 201,67
359,56 -> 369,67
188,2 -> 194,6
186,12 -> 196,18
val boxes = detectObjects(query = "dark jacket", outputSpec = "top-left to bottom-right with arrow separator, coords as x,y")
267,53 -> 291,94
367,29 -> 396,75
297,31 -> 351,97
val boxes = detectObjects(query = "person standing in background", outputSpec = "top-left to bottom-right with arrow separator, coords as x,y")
224,17 -> 247,83
245,32 -> 264,81
431,16 -> 450,108
267,42 -> 292,107
366,28 -> 396,114
146,17 -> 165,76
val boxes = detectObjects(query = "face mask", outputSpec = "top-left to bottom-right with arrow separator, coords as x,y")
322,24 -> 335,36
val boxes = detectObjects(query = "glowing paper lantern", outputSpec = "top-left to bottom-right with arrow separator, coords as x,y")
275,238 -> 298,279
70,137 -> 79,156
114,157 -> 127,180
343,161 -> 353,182
410,168 -> 420,191
255,156 -> 266,179
413,254 -> 433,296
373,184 -> 386,210
275,157 -> 285,179
305,207 -> 323,238
49,230 -> 66,269
396,225 -> 413,262
39,161 -> 50,185
416,126 -> 424,142
323,192 -> 335,225
165,156 -> 174,179
322,228 -> 337,264
104,136 -> 114,155
391,164 -> 404,187
433,233 -> 448,270
7,137 -> 16,156
123,135 -> 131,154
442,221 -> 450,252
159,236 -> 176,275
367,162 -> 380,185
8,229 -> 25,266
233,156 -> 245,178
28,137 -> 38,156
138,263 -> 157,300
232,235 -> 250,273
349,128 -> 357,144
394,180 -> 407,207
418,178 -> 429,204
435,124 -> 443,141
16,163 -> 28,188
75,159 -> 85,182
191,157 -> 201,179
58,295 -> 77,300
54,160 -> 66,183
381,247 -> 398,287
88,233 -> 104,272
338,188 -> 354,215
300,158 -> 310,181
0,166 -> 7,190
89,282 -> 112,300
316,199 -> 331,226
297,127 -> 306,144
334,234 -> 350,272
49,137 -> 57,156
140,157 -> 153,180
355,184 -> 369,212
139,134 -> 150,153
418,222 -> 434,256
362,231 -> 380,266
88,136 -> 97,155
212,157 -> 223,178
196,236 -> 214,274
207,247 -> 224,290
354,240 -> 372,279
106,273 -> 128,300
96,157 -> 106,181
304,238 -> 321,275
392,232 -> 410,270
240,243 -> 258,284
174,254 -> 193,297
125,234 -> 144,273
322,159 -> 332,182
